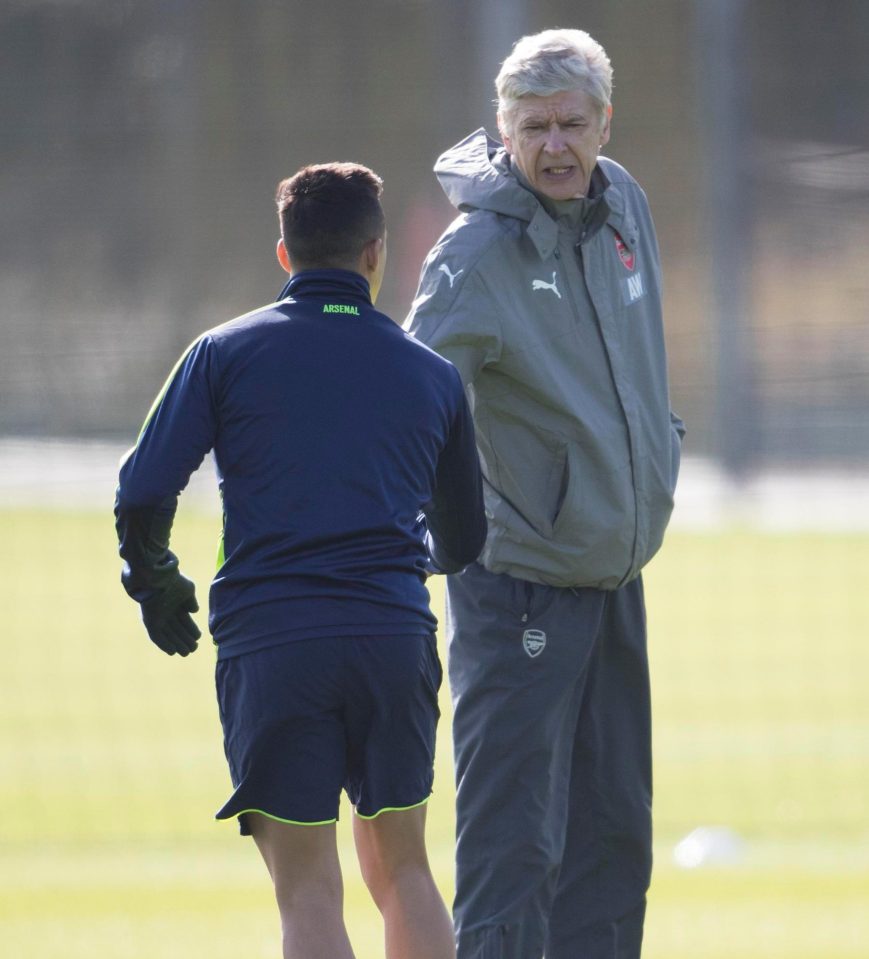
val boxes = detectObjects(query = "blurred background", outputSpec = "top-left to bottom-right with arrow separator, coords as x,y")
1,1 -> 867,957
2,0 -> 868,463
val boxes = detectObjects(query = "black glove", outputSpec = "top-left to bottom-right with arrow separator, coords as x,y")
139,571 -> 201,656
115,498 -> 201,656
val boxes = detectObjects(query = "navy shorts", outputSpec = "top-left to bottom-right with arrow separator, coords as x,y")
214,633 -> 442,834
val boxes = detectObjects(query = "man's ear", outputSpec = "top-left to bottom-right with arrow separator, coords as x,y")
276,238 -> 292,275
363,236 -> 383,274
600,105 -> 613,148
497,111 -> 513,154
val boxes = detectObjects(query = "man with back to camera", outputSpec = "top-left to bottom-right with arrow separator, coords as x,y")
114,162 -> 486,959
405,29 -> 685,959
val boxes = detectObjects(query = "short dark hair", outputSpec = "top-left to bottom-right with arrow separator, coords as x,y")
276,163 -> 385,271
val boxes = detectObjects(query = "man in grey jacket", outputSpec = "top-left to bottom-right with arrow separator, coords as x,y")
405,28 -> 684,959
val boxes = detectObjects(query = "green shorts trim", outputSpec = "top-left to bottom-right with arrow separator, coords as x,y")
225,808 -> 337,828
353,794 -> 431,821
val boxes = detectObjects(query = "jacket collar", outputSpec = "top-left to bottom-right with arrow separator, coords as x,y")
277,269 -> 372,305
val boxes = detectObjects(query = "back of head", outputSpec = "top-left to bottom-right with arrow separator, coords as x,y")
276,163 -> 385,272
496,28 -> 613,133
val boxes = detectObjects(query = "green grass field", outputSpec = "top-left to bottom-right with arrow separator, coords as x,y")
2,507 -> 867,957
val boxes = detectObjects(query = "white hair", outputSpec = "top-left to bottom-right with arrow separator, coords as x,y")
496,29 -> 613,134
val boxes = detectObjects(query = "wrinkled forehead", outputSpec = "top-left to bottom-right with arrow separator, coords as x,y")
507,88 -> 604,126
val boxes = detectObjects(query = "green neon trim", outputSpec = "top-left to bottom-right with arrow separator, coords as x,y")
354,795 -> 431,821
322,303 -> 360,315
221,808 -> 337,827
216,488 -> 226,570
135,336 -> 204,442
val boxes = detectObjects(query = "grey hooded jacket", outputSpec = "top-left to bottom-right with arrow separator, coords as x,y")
405,129 -> 684,589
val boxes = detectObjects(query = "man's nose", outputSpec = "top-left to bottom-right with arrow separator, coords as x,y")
543,124 -> 566,153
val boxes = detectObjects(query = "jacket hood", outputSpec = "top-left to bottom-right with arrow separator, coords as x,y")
435,128 -> 636,262
435,128 -> 540,222
435,127 -> 629,229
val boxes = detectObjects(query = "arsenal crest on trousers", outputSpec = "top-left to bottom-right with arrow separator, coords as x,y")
522,628 -> 547,658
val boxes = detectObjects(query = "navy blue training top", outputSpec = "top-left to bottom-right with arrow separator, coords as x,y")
116,270 -> 486,659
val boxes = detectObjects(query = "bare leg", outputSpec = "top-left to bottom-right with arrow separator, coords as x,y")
248,813 -> 356,959
353,804 -> 455,959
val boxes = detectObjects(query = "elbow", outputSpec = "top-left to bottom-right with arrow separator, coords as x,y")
435,517 -> 487,574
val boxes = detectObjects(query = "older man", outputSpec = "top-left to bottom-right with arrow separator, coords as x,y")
406,29 -> 684,959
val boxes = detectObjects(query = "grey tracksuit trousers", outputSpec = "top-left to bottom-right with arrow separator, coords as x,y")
447,563 -> 652,959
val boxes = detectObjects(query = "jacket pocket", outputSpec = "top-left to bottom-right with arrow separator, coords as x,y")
549,442 -> 571,531
551,444 -> 633,553
485,419 -> 568,539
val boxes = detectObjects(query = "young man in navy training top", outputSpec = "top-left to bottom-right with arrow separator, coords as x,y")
114,162 -> 486,959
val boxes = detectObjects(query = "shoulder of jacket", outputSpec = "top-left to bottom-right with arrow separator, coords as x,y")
206,302 -> 285,343
399,325 -> 465,382
427,209 -> 521,284
598,156 -> 652,210
406,211 -> 509,344
598,155 -> 638,185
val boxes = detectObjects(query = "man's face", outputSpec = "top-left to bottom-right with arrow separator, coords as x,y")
499,88 -> 611,201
